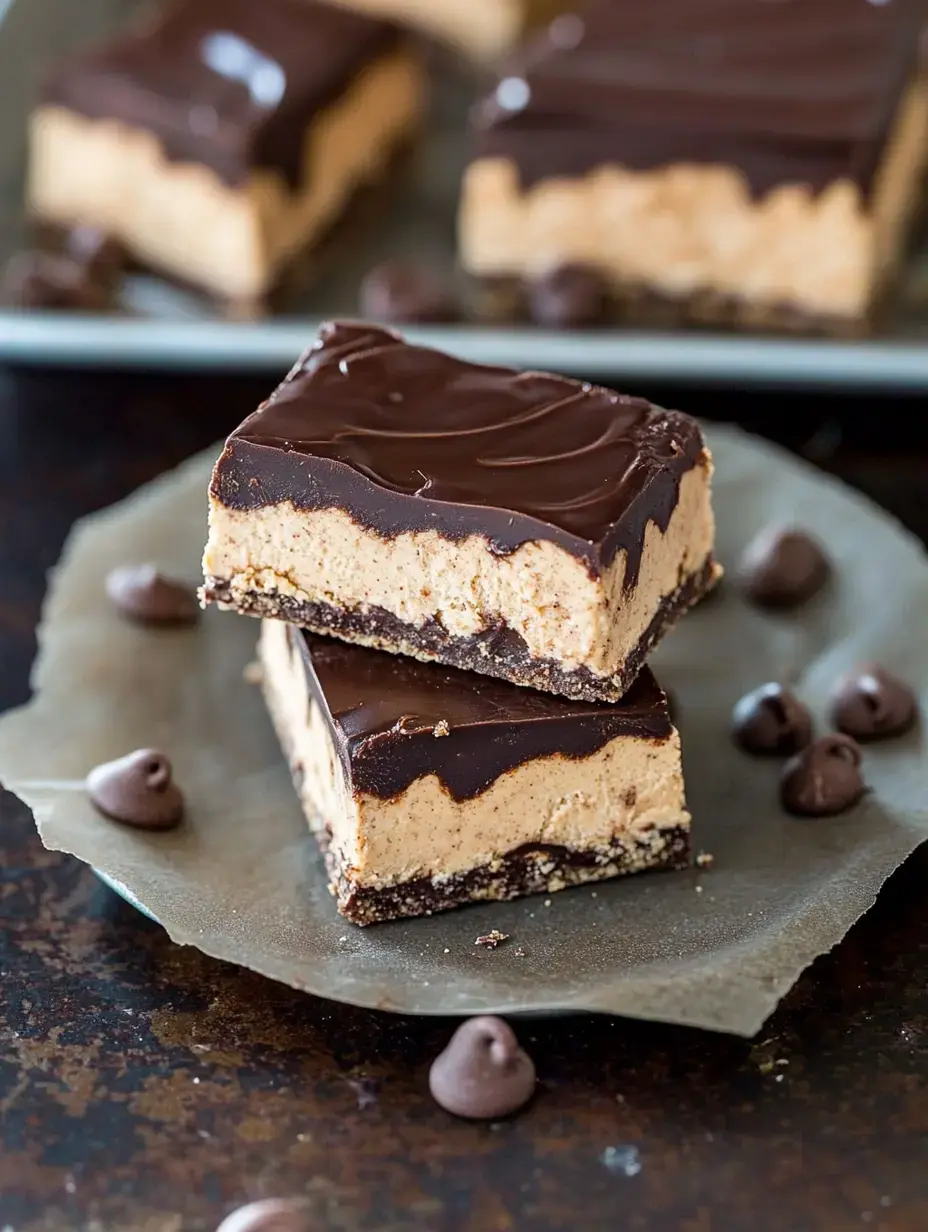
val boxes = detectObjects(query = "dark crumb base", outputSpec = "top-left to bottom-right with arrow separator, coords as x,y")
205,556 -> 717,704
323,823 -> 691,926
470,274 -> 879,339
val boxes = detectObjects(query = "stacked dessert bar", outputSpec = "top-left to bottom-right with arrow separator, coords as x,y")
202,322 -> 719,923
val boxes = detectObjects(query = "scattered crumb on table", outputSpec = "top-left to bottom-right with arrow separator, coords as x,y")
475,929 -> 509,949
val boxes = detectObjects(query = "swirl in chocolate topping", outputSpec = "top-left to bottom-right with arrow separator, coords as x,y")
212,322 -> 705,581
473,0 -> 922,200
290,627 -> 672,801
41,0 -> 401,189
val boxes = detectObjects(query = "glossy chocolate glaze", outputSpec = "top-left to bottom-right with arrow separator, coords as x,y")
211,321 -> 705,579
41,0 -> 400,188
473,0 -> 924,199
289,627 -> 672,801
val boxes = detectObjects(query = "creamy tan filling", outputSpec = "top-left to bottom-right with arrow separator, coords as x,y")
259,619 -> 689,888
459,77 -> 928,320
28,50 -> 423,301
330,0 -> 520,59
205,460 -> 715,682
330,0 -> 565,59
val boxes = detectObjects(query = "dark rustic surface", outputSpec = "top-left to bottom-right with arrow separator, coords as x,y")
1,367 -> 927,1232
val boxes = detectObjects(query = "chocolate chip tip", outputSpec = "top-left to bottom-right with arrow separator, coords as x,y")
106,563 -> 199,625
214,1197 -> 314,1232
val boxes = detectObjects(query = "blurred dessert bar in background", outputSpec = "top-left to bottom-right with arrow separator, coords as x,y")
258,620 -> 690,924
460,0 -> 928,334
202,321 -> 718,703
28,0 -> 423,305
330,0 -> 567,61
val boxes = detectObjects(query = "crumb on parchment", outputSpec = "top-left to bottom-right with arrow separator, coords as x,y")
475,929 -> 509,949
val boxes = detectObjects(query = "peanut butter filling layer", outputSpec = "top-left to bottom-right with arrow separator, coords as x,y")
460,77 -> 928,323
29,51 -> 422,301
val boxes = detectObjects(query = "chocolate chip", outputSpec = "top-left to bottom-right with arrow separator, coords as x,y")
64,226 -> 124,280
214,1199 -> 314,1232
359,260 -> 457,324
739,526 -> 830,608
86,750 -> 184,830
732,683 -> 813,755
429,1016 -> 535,1119
106,564 -> 199,624
526,264 -> 607,328
831,664 -> 918,741
780,734 -> 865,817
2,251 -> 112,311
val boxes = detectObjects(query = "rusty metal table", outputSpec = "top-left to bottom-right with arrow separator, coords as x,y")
1,367 -> 927,1232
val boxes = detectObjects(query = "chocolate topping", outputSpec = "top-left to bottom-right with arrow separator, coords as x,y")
106,564 -> 199,625
2,251 -> 112,311
359,260 -> 458,324
86,749 -> 184,830
831,664 -> 918,741
526,264 -> 607,328
211,321 -> 706,580
215,1199 -> 314,1232
732,683 -> 813,756
780,734 -> 866,818
739,526 -> 830,608
473,0 -> 922,200
42,0 -> 401,190
428,1017 -> 536,1119
290,626 -> 672,801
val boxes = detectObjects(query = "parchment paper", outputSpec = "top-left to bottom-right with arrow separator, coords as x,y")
2,425 -> 927,1036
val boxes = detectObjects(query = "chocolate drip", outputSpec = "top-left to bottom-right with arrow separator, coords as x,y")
289,628 -> 672,802
211,321 -> 705,580
42,0 -> 400,189
473,0 -> 923,199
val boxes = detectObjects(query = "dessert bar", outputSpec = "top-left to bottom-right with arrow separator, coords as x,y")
203,321 -> 718,702
460,0 -> 928,334
259,620 -> 690,924
29,0 -> 423,304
